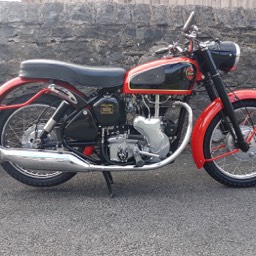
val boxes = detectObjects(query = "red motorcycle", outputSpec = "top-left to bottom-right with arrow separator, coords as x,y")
0,12 -> 255,196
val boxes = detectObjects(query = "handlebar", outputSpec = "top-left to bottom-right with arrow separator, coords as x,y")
155,44 -> 183,55
155,11 -> 201,55
155,47 -> 169,54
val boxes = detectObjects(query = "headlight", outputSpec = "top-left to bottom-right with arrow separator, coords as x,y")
208,41 -> 240,72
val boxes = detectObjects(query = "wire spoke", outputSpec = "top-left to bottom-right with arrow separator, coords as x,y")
210,105 -> 256,179
2,104 -> 62,179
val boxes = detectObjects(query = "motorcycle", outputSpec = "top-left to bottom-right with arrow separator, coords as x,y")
0,11 -> 255,197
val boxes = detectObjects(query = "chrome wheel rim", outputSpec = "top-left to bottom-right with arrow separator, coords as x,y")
1,104 -> 62,179
209,106 -> 256,179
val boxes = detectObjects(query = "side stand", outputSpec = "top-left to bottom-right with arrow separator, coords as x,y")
102,171 -> 114,198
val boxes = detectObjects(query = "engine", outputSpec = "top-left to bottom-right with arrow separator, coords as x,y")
91,93 -> 172,164
107,116 -> 170,163
65,92 -> 172,165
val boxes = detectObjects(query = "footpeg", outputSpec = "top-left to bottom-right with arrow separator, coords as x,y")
134,154 -> 145,167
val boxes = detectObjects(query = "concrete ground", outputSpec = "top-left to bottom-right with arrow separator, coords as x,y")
1,154 -> 256,256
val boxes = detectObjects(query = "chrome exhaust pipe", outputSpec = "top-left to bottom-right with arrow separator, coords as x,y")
0,148 -> 91,172
0,102 -> 192,172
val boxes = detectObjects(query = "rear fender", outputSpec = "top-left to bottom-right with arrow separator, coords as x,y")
0,77 -> 85,103
192,89 -> 256,169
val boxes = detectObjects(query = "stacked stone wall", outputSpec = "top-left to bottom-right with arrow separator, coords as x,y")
21,0 -> 256,9
0,2 -> 255,110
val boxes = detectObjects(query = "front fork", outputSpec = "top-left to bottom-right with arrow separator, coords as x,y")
201,48 -> 249,152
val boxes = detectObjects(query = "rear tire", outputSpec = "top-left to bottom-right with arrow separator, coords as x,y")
0,94 -> 76,187
203,100 -> 256,187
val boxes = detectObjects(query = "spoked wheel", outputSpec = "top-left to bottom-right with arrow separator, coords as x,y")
203,100 -> 256,187
0,94 -> 76,187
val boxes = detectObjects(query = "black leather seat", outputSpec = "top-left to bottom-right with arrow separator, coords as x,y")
19,59 -> 126,88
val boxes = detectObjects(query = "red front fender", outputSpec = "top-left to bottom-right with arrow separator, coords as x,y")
192,89 -> 256,169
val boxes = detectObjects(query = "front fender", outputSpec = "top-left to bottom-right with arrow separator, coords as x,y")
192,89 -> 256,169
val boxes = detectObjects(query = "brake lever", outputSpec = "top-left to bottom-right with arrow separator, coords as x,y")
155,47 -> 169,55
155,44 -> 184,55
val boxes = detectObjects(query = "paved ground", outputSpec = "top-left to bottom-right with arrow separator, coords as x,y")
1,154 -> 256,256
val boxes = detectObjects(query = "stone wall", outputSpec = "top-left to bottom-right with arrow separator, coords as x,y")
21,0 -> 256,9
0,2 -> 256,97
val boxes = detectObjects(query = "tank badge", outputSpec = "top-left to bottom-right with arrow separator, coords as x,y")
101,104 -> 113,114
185,67 -> 194,80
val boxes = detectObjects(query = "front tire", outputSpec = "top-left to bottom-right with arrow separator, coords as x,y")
203,99 -> 256,187
0,94 -> 76,187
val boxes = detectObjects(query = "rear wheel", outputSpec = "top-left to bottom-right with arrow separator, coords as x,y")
203,100 -> 256,187
0,94 -> 76,187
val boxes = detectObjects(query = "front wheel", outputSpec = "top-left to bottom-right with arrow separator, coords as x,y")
203,99 -> 256,187
0,94 -> 76,187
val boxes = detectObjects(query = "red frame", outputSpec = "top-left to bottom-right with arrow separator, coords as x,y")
0,77 -> 86,110
192,89 -> 256,169
123,57 -> 203,95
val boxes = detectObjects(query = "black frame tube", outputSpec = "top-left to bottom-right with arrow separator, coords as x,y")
169,95 -> 190,153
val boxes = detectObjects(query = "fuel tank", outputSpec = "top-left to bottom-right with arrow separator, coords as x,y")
123,57 -> 202,95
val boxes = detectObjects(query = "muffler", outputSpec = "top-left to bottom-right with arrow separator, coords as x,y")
0,148 -> 91,172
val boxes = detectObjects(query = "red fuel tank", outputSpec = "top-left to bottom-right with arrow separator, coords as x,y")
123,57 -> 202,95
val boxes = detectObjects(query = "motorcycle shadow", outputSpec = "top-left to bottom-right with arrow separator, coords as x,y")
5,168 -> 243,199
3,155 -> 255,199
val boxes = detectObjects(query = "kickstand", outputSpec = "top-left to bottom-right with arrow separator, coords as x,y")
107,171 -> 113,184
102,171 -> 114,198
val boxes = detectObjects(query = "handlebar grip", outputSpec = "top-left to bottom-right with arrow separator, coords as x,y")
183,11 -> 195,33
155,47 -> 169,54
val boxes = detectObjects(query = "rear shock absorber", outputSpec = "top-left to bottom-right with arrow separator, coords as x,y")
40,100 -> 70,140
